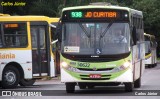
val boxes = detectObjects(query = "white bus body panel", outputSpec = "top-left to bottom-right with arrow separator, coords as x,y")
132,43 -> 145,81
145,50 -> 157,66
145,57 -> 152,65
0,50 -> 32,80
61,68 -> 133,83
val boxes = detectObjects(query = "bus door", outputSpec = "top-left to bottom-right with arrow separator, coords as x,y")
51,22 -> 60,74
30,22 -> 50,76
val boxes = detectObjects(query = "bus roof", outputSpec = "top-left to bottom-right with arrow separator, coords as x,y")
0,13 -> 10,16
0,15 -> 58,22
144,33 -> 155,39
48,17 -> 59,23
62,5 -> 142,16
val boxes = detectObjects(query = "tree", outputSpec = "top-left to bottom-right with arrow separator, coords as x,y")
131,0 -> 160,36
28,0 -> 61,17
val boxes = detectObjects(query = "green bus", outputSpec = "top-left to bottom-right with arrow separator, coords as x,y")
55,3 -> 145,93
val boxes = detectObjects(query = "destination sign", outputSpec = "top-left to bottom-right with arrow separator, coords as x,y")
71,11 -> 118,18
4,24 -> 19,28
62,9 -> 129,21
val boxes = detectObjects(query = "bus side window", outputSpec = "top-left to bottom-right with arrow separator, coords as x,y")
5,36 -> 13,46
3,23 -> 27,47
39,27 -> 45,48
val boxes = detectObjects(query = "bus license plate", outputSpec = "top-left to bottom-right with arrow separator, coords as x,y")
89,74 -> 101,78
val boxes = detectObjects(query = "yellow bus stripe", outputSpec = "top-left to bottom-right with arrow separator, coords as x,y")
145,53 -> 151,59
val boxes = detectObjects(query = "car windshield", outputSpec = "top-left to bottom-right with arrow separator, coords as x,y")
61,22 -> 130,55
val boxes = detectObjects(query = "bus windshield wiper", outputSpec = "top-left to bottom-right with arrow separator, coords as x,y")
100,22 -> 113,38
79,23 -> 90,38
99,22 -> 113,48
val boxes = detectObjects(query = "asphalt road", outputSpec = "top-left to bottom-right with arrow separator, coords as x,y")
1,64 -> 160,99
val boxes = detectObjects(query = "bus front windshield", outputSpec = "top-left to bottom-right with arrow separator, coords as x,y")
61,22 -> 130,55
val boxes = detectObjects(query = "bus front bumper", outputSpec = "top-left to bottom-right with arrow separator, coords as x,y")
61,68 -> 133,83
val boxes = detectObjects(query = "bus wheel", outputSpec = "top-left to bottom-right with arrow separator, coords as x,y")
134,77 -> 141,88
66,83 -> 76,93
124,82 -> 133,92
78,83 -> 87,89
154,63 -> 157,67
2,66 -> 20,89
19,79 -> 36,86
151,64 -> 155,68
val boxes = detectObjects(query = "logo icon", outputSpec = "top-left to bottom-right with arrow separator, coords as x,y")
96,49 -> 101,54
2,91 -> 11,96
93,67 -> 97,71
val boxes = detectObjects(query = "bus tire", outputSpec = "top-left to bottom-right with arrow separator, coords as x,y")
19,79 -> 36,86
2,66 -> 20,89
78,83 -> 87,89
134,77 -> 141,88
151,64 -> 155,68
66,83 -> 76,93
154,63 -> 157,66
124,82 -> 133,92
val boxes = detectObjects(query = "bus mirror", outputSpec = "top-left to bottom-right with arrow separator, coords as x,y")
50,24 -> 58,41
51,39 -> 58,44
56,19 -> 62,42
56,26 -> 62,42
132,27 -> 137,45
49,24 -> 56,28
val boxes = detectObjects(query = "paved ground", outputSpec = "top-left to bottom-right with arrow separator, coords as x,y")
1,64 -> 160,98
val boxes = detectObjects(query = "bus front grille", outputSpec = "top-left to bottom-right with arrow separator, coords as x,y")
77,68 -> 114,71
81,78 -> 110,80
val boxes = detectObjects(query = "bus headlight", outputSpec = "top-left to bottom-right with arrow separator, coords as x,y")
112,61 -> 131,72
61,62 -> 68,69
123,61 -> 131,69
61,62 -> 79,72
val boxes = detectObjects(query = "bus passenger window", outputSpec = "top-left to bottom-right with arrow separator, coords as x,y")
31,26 -> 46,49
31,28 -> 38,48
3,23 -> 27,47
39,28 -> 45,48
